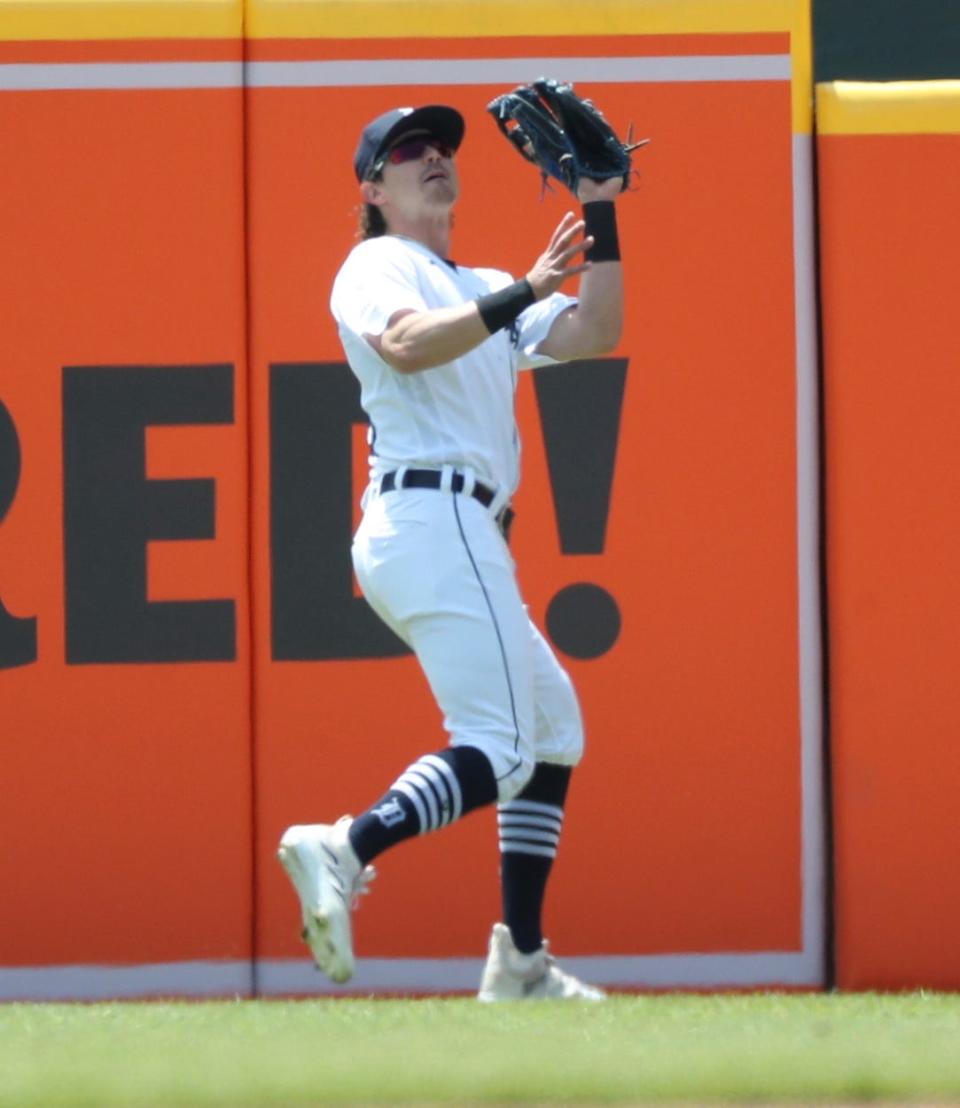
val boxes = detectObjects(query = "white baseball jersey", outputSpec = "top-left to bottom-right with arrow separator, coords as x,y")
330,234 -> 575,497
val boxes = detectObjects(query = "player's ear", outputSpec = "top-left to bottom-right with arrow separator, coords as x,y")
361,179 -> 385,207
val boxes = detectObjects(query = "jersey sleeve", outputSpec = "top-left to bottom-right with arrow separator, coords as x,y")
331,240 -> 428,339
513,291 -> 578,370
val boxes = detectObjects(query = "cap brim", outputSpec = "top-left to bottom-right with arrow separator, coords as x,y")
371,105 -> 465,170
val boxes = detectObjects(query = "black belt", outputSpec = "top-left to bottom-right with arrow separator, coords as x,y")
380,469 -> 515,540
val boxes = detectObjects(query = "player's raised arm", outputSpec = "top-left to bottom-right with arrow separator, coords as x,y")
486,78 -> 645,365
535,176 -> 625,363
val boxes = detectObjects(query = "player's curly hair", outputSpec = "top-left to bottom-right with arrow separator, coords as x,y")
359,202 -> 387,240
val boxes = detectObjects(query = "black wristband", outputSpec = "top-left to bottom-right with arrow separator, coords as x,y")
476,278 -> 536,335
583,200 -> 620,263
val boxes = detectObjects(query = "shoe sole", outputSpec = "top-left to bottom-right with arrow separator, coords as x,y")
277,841 -> 353,984
477,988 -> 607,1001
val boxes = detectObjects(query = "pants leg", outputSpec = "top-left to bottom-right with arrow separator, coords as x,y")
352,487 -> 537,800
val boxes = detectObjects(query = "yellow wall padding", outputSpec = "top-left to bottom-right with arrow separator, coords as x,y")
0,0 -> 241,40
247,0 -> 797,37
817,80 -> 960,135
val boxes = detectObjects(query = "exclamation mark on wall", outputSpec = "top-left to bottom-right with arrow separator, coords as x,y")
533,357 -> 627,660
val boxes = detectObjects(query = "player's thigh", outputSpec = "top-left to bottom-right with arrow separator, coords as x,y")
406,497 -> 536,798
529,619 -> 585,765
351,490 -> 437,645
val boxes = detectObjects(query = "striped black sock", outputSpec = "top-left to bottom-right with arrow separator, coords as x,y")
347,745 -> 497,865
499,762 -> 572,954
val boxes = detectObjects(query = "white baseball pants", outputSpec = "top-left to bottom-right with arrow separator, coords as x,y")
352,474 -> 585,803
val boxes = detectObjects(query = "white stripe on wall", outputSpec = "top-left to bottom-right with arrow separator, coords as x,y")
0,949 -> 821,1000
247,55 -> 791,88
792,132 -> 828,980
259,950 -> 820,992
0,960 -> 252,1001
0,54 -> 790,93
0,60 -> 244,91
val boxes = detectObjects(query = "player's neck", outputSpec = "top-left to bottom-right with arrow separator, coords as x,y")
387,212 -> 452,260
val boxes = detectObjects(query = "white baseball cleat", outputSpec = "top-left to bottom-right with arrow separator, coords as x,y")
277,817 -> 375,984
477,922 -> 607,1001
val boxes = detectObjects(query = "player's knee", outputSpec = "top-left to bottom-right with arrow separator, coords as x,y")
562,722 -> 585,766
449,735 -> 535,803
543,717 -> 584,768
494,749 -> 536,803
533,669 -> 585,767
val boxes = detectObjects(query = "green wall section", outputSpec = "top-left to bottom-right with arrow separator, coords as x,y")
814,0 -> 960,82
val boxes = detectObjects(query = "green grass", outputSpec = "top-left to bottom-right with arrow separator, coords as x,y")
3,993 -> 960,1106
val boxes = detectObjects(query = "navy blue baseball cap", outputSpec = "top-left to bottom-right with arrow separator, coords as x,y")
353,104 -> 465,181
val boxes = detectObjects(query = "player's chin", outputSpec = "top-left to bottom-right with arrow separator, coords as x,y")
422,178 -> 457,205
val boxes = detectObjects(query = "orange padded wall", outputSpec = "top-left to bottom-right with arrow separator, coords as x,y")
0,0 -> 828,998
818,80 -> 960,990
0,5 -> 253,996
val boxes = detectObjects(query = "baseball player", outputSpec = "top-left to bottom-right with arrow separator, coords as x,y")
279,101 -> 625,1000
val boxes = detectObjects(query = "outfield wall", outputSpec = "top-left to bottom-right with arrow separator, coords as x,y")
817,80 -> 960,991
5,0 -> 922,998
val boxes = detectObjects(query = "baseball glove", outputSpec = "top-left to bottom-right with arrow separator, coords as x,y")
487,77 -> 648,196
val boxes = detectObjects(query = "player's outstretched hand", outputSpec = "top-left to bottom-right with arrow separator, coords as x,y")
525,212 -> 593,300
